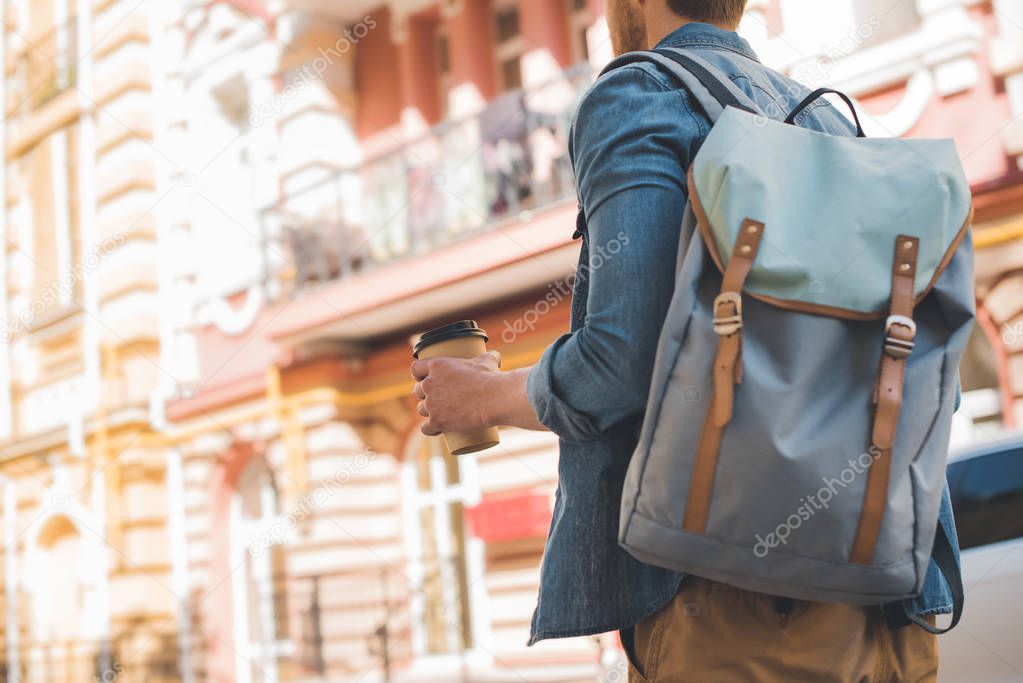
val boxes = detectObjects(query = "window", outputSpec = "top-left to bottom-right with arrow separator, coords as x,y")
951,325 -> 1008,449
403,438 -> 476,656
230,458 -> 291,683
32,516 -> 85,644
193,74 -> 263,300
567,0 -> 593,63
26,514 -> 107,680
437,31 -> 452,118
28,126 -> 78,310
494,5 -> 524,92
24,0 -> 78,109
948,445 -> 1023,550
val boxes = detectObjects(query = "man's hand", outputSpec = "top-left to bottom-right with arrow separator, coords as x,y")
411,355 -> 548,435
412,351 -> 502,436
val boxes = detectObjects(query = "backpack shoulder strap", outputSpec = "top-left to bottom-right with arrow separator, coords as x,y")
598,47 -> 759,123
575,48 -> 761,239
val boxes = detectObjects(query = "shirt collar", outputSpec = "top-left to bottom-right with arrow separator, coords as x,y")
654,22 -> 760,62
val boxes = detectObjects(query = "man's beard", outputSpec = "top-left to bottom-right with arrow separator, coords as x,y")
607,0 -> 647,56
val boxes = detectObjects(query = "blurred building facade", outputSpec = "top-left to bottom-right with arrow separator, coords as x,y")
0,0 -> 1020,682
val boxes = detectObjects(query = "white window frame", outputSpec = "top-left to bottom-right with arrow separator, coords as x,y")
229,462 -> 294,683
400,438 -> 490,670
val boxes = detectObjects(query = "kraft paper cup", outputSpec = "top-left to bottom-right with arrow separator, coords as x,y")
414,320 -> 501,455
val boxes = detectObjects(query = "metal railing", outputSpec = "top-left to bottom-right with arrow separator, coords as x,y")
285,566 -> 413,679
265,62 -> 594,295
0,559 -> 475,682
279,558 -> 473,681
0,634 -> 178,683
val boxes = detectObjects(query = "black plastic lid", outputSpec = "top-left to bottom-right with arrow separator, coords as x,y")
413,320 -> 488,358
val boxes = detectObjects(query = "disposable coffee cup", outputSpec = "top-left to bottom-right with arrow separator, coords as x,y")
413,320 -> 501,456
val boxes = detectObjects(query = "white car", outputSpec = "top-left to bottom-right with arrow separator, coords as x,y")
938,435 -> 1023,682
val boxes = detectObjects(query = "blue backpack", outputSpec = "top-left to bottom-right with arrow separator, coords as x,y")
604,48 -> 971,632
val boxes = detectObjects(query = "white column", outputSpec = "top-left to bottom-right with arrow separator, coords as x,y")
229,495 -> 253,683
76,0 -> 101,434
75,0 -> 110,670
4,479 -> 20,682
90,464 -> 112,674
0,0 -> 12,442
148,0 -> 186,423
166,449 -> 195,683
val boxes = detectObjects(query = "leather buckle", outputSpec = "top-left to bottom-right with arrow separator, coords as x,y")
713,292 -> 743,336
884,315 -> 917,359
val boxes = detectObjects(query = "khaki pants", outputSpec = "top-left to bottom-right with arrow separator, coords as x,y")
624,578 -> 938,683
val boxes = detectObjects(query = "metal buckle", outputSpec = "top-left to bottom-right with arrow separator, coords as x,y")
884,315 -> 917,359
885,315 -> 917,337
713,292 -> 743,336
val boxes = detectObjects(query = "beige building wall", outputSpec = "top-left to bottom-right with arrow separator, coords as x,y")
0,0 -> 174,679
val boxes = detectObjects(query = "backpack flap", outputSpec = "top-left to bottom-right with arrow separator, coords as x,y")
689,106 -> 973,319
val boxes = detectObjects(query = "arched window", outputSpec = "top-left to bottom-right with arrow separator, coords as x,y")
952,323 -> 1008,449
32,516 -> 84,643
230,457 -> 291,683
26,514 -> 103,681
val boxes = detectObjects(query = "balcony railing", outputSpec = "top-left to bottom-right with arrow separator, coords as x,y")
271,567 -> 413,679
281,558 -> 473,679
266,62 -> 594,295
0,634 -> 179,683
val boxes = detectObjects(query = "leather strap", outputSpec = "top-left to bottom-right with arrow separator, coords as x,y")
783,88 -> 866,137
850,235 -> 919,564
684,219 -> 765,533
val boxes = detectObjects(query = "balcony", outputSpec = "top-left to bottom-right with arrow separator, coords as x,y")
265,63 -> 592,309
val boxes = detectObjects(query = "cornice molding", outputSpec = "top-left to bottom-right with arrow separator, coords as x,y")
388,0 -> 452,43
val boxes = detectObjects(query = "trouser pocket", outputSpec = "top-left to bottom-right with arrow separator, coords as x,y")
621,603 -> 669,682
620,626 -> 649,682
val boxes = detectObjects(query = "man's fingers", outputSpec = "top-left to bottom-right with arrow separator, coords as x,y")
417,400 -> 429,417
420,420 -> 442,437
412,382 -> 426,400
410,359 -> 430,380
484,350 -> 502,369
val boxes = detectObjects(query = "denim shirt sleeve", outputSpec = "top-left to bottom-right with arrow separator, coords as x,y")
527,66 -> 704,443
911,484 -> 961,615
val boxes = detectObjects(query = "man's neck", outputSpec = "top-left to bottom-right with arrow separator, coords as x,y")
646,19 -> 690,50
646,18 -> 731,50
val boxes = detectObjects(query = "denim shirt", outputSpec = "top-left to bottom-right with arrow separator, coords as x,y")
525,23 -> 960,645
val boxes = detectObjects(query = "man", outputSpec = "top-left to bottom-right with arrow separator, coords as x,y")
412,1 -> 959,680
